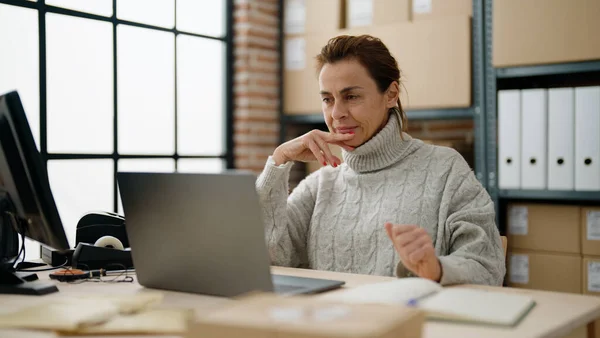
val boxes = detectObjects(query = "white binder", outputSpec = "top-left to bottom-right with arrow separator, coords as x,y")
548,88 -> 575,190
520,89 -> 548,190
498,90 -> 521,189
575,86 -> 600,191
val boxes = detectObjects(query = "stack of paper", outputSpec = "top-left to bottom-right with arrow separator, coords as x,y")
0,292 -> 192,335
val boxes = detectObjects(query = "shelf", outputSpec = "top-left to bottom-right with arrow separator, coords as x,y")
281,114 -> 325,124
282,108 -> 474,124
407,108 -> 474,120
498,189 -> 600,203
496,60 -> 600,79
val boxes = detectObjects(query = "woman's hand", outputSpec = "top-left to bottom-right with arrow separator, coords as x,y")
384,223 -> 442,282
272,130 -> 356,166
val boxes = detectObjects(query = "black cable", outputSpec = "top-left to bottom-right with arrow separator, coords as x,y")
16,258 -> 69,272
20,231 -> 26,264
11,231 -> 24,266
6,211 -> 25,266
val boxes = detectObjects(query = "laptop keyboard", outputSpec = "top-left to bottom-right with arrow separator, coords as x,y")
274,283 -> 305,293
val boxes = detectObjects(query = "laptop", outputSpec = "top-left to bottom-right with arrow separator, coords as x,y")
117,171 -> 345,297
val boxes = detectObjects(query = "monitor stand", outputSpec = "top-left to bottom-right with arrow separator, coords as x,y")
15,270 -> 39,281
0,266 -> 58,295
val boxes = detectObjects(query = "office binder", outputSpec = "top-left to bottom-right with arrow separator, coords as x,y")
498,90 -> 521,189
520,89 -> 548,190
548,88 -> 575,190
575,86 -> 600,191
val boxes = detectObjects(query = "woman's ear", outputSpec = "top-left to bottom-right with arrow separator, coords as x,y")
385,81 -> 400,109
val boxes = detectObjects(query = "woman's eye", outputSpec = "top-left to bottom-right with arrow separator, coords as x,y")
322,97 -> 331,103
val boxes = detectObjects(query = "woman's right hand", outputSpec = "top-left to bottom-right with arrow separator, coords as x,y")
272,130 -> 356,166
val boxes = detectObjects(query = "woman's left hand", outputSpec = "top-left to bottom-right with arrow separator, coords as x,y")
384,223 -> 442,282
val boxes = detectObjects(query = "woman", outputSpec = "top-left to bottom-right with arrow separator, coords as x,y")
256,34 -> 505,286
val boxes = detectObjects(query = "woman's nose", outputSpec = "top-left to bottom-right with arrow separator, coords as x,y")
331,102 -> 347,120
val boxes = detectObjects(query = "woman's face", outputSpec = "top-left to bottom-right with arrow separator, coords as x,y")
318,59 -> 399,147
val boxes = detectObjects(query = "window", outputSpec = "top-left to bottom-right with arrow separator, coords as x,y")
0,0 -> 233,259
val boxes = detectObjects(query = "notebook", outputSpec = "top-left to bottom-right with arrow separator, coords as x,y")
318,278 -> 536,327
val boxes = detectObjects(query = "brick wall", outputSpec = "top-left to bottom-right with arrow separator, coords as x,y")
233,0 -> 281,172
232,0 -> 474,177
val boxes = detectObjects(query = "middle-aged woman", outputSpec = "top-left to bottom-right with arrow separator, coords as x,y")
255,34 -> 506,286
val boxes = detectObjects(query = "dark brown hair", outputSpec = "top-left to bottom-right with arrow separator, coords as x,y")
315,35 -> 408,132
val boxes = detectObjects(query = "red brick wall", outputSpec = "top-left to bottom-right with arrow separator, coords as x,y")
233,0 -> 280,172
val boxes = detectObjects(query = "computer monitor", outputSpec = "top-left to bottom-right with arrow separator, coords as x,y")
0,90 -> 69,295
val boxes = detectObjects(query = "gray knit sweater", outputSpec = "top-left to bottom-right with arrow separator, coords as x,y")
256,113 -> 506,286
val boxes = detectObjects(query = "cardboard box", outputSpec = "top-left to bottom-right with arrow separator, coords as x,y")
583,256 -> 600,296
582,208 -> 600,256
306,144 -> 343,174
346,0 -> 410,28
507,250 -> 582,294
411,0 -> 472,21
284,0 -> 345,36
493,0 -> 600,67
283,32 -> 334,115
374,16 -> 472,109
284,16 -> 471,115
506,203 -> 580,254
187,293 -> 425,338
583,257 -> 600,338
283,26 -> 372,115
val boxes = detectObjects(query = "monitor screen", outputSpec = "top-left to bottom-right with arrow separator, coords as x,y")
0,91 -> 69,252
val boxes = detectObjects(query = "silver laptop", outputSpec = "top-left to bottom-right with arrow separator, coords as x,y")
117,171 -> 345,297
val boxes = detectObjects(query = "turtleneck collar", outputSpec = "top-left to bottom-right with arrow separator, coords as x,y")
342,112 -> 420,173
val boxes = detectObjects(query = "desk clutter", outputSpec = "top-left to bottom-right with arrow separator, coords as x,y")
187,281 -> 535,338
0,292 -> 192,335
0,276 -> 539,338
41,211 -> 134,271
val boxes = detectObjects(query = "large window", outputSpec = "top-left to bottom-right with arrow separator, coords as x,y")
0,0 -> 233,259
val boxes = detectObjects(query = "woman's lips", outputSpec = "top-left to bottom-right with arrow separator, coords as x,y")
336,127 -> 357,134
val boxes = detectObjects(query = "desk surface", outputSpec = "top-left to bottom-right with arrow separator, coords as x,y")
1,267 -> 599,338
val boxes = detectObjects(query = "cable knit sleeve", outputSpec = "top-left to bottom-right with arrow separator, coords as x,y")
255,156 -> 319,269
437,156 -> 506,286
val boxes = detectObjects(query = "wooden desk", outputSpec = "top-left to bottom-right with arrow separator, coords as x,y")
1,267 -> 600,338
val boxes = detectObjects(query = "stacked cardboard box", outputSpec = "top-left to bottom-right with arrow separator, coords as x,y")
493,0 -> 600,67
283,0 -> 345,115
506,204 -> 600,337
283,0 -> 473,115
506,204 -> 582,294
581,208 -> 600,295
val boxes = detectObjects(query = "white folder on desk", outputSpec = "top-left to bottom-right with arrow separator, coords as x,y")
575,86 -> 600,191
498,90 -> 521,189
520,89 -> 548,190
548,88 -> 575,190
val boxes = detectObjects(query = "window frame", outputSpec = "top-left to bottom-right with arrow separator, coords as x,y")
0,0 -> 234,214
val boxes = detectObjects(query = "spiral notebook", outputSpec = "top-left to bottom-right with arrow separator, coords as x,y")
319,278 -> 536,327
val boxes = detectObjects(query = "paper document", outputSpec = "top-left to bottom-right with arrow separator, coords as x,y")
348,0 -> 373,27
284,0 -> 306,34
285,38 -> 306,70
318,278 -> 535,327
